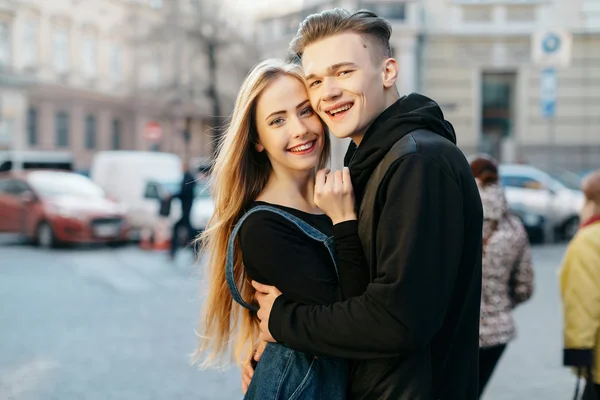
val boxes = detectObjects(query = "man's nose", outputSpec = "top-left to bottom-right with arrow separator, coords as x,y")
322,78 -> 342,102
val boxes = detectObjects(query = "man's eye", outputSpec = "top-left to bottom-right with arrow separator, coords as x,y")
309,80 -> 321,88
339,70 -> 352,76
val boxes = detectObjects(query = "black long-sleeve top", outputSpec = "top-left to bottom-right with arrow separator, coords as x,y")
239,201 -> 369,305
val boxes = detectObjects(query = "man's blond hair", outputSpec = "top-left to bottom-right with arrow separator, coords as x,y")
288,9 -> 392,63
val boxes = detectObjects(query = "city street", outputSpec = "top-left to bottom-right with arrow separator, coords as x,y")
0,236 -> 578,400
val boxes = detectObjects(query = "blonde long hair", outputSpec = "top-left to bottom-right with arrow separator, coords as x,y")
193,59 -> 330,368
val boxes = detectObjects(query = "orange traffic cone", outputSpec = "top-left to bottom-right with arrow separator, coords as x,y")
139,228 -> 153,250
153,217 -> 171,251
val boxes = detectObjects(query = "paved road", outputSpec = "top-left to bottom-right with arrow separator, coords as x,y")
0,236 -> 577,399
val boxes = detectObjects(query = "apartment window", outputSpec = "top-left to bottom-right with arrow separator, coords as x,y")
82,37 -> 97,78
27,107 -> 38,146
23,21 -> 38,67
56,111 -> 69,147
85,115 -> 96,150
111,119 -> 121,150
191,0 -> 201,14
149,0 -> 163,9
111,45 -> 122,82
362,2 -> 406,21
0,118 -> 13,145
53,29 -> 69,73
148,56 -> 161,86
0,21 -> 11,68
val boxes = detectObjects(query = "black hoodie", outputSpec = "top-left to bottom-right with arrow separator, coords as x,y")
269,94 -> 483,400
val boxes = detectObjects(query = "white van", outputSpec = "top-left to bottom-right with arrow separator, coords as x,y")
0,150 -> 73,172
90,151 -> 214,236
90,151 -> 183,233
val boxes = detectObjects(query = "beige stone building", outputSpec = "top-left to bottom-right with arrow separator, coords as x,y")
255,0 -> 600,172
0,0 -> 257,171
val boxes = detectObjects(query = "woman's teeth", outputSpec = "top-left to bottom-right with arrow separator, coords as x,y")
289,141 -> 314,152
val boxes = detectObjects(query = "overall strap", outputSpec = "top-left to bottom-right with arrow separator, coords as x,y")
225,205 -> 337,312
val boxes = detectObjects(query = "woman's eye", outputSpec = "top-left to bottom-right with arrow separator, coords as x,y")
300,107 -> 314,116
269,118 -> 284,126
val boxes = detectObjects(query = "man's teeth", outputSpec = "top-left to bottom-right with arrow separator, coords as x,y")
290,141 -> 314,152
329,104 -> 352,115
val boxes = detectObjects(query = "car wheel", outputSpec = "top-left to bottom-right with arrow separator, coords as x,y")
562,216 -> 580,241
36,222 -> 56,249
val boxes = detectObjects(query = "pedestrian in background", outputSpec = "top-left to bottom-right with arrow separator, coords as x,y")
560,170 -> 600,400
169,161 -> 196,261
470,155 -> 535,398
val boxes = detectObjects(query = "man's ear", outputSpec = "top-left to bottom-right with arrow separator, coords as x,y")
382,58 -> 399,89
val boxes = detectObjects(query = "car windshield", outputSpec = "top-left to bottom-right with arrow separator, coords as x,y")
158,179 -> 211,198
28,171 -> 105,198
545,169 -> 582,191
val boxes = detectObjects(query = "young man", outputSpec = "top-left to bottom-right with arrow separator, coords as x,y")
560,170 -> 600,400
250,9 -> 483,399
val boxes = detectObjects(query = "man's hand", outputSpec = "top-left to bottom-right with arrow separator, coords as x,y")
252,281 -> 282,343
314,167 -> 356,225
241,341 -> 266,395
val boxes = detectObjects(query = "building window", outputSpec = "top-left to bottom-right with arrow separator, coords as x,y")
0,118 -> 14,145
56,111 -> 69,147
148,56 -> 161,86
362,2 -> 406,21
191,0 -> 201,14
27,107 -> 37,146
85,115 -> 96,150
53,29 -> 69,73
23,21 -> 38,68
0,21 -> 11,68
112,119 -> 121,150
82,37 -> 97,78
149,0 -> 163,9
111,45 -> 122,82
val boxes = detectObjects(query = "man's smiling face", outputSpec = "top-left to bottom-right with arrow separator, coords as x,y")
302,32 -> 391,144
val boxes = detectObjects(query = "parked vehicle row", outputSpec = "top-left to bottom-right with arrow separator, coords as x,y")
0,150 -> 215,249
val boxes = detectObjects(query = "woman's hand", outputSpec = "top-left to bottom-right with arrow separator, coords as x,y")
241,341 -> 266,394
314,167 -> 356,225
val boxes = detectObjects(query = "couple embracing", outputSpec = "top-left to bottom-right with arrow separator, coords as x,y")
195,8 -> 483,400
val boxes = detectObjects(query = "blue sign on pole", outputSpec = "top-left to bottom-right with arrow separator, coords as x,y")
540,67 -> 557,118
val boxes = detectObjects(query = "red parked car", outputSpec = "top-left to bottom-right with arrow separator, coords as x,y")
0,170 -> 128,248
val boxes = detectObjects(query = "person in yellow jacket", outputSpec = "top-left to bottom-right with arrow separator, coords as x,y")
560,169 -> 600,400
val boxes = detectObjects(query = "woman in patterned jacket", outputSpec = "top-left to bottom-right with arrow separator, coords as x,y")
470,155 -> 535,398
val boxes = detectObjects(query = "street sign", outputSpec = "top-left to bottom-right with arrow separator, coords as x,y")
532,30 -> 572,68
540,68 -> 557,119
143,121 -> 162,142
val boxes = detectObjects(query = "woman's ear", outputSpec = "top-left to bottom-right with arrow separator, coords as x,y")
255,141 -> 264,152
382,58 -> 400,89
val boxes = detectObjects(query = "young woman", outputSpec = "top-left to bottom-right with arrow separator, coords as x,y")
470,155 -> 535,398
194,59 -> 369,399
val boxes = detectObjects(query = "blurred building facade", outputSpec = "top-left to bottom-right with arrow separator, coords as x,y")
255,0 -> 600,172
0,0 -> 257,171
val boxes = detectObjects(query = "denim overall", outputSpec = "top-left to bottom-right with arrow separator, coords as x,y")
226,205 -> 349,400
